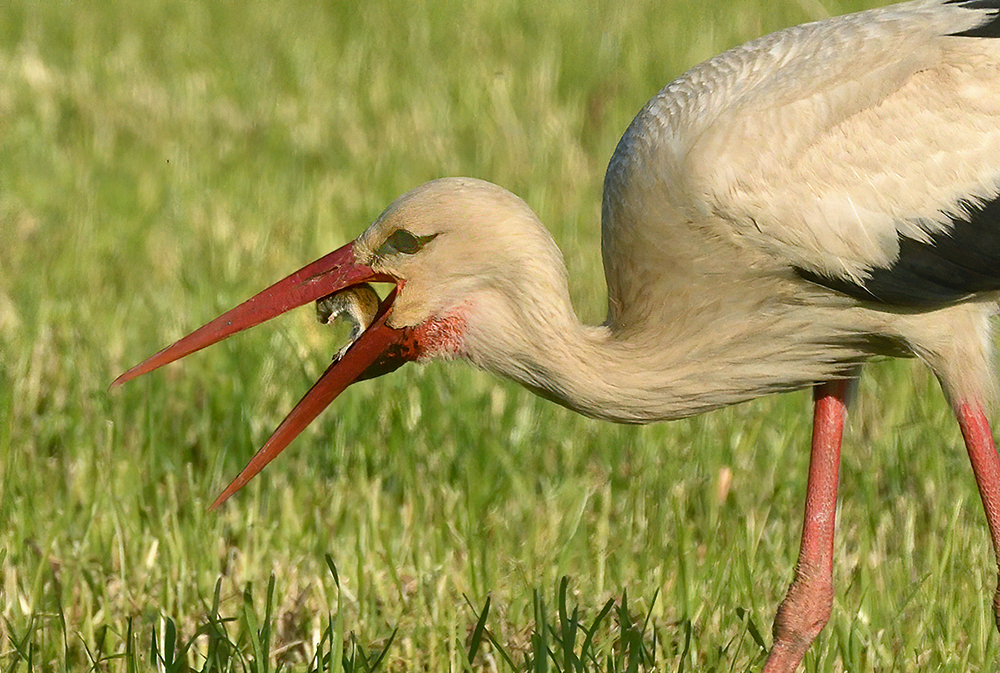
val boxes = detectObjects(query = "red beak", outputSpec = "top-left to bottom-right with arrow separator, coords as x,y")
112,241 -> 415,509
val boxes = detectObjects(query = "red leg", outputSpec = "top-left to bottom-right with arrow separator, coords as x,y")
763,379 -> 850,673
955,402 -> 1000,632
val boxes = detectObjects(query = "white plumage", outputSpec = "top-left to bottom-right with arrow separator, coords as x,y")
115,1 -> 1000,670
610,0 -> 1000,279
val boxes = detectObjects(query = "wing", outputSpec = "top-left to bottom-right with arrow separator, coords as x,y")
604,0 -> 1000,312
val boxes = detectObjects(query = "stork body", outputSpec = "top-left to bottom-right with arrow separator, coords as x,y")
115,1 -> 1000,669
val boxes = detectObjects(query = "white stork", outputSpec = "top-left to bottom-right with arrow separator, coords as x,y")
114,0 -> 1000,669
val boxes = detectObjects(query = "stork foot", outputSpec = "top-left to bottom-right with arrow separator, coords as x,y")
763,564 -> 833,672
762,378 -> 850,672
955,403 -> 1000,638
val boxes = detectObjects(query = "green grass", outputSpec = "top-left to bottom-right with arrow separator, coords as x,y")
1,0 -> 998,670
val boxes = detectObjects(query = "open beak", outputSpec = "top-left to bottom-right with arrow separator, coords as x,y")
112,241 -> 415,509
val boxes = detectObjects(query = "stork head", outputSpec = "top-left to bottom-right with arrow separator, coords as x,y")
113,177 -> 566,508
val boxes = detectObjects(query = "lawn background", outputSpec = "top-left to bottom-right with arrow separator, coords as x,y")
2,0 -> 998,670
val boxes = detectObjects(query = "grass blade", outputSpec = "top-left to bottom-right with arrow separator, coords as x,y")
581,598 -> 615,670
263,573 -> 276,669
532,589 -> 549,673
327,556 -> 344,673
368,627 -> 397,670
4,616 -> 36,673
243,583 -> 266,673
467,595 -> 490,664
557,577 -> 576,673
164,618 -> 177,672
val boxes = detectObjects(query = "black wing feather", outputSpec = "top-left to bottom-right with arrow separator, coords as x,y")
946,0 -> 1000,38
789,1 -> 1000,307
796,196 -> 1000,307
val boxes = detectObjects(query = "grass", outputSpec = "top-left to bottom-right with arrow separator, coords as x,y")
1,0 -> 998,669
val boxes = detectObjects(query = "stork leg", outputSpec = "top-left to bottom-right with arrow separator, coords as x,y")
763,378 -> 850,673
955,402 -> 1000,632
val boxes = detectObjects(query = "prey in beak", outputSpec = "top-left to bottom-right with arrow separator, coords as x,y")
112,242 -> 419,509
316,284 -> 382,361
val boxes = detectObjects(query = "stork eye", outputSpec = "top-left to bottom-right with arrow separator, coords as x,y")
376,229 -> 436,256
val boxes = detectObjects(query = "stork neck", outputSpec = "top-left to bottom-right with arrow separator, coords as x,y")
459,293 -> 720,423
463,288 -> 861,425
509,319 -> 716,424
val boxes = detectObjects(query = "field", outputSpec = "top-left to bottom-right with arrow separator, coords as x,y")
2,0 -> 999,670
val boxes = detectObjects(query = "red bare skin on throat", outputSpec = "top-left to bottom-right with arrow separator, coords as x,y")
354,310 -> 467,382
410,312 -> 467,361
